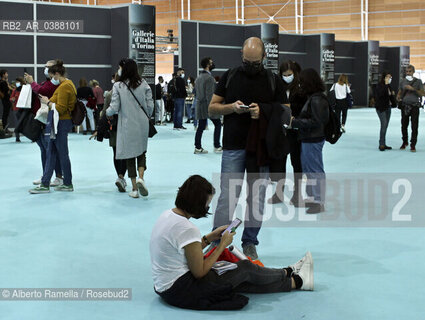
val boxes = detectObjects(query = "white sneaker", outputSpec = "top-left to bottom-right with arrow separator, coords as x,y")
214,147 -> 223,153
50,177 -> 63,187
194,148 -> 208,154
289,251 -> 312,274
136,178 -> 149,196
33,178 -> 41,185
295,252 -> 314,291
115,178 -> 126,192
129,190 -> 139,198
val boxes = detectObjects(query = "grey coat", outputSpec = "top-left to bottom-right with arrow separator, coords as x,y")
194,70 -> 220,120
106,80 -> 153,160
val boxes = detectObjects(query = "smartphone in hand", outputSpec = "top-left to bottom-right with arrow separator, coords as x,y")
222,218 -> 242,236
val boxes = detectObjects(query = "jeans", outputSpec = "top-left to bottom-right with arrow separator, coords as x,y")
41,119 -> 73,186
301,140 -> 326,204
173,98 -> 185,128
36,132 -> 62,178
213,150 -> 268,247
192,98 -> 198,127
376,108 -> 391,146
185,102 -> 193,120
203,260 -> 292,293
401,106 -> 419,146
194,118 -> 222,149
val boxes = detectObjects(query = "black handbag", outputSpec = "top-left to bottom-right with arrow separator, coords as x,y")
124,82 -> 157,138
19,110 -> 42,142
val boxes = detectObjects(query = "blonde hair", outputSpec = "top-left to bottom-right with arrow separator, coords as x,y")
338,74 -> 348,85
91,79 -> 99,87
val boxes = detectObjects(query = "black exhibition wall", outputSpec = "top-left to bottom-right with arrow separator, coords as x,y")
0,1 -> 155,92
180,20 -> 410,107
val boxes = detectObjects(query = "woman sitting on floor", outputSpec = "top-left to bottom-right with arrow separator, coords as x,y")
149,175 -> 314,310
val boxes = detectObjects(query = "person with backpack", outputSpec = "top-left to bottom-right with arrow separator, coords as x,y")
106,58 -> 153,198
30,60 -> 76,194
289,68 -> 329,214
396,64 -> 425,152
375,71 -> 396,151
331,74 -> 351,133
208,37 -> 286,260
268,60 -> 307,206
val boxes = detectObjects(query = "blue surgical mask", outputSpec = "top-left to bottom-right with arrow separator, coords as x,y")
44,67 -> 50,78
51,78 -> 60,86
16,82 -> 21,88
282,74 -> 294,84
181,73 -> 185,79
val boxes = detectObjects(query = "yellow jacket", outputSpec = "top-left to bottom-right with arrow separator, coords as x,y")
50,79 -> 77,120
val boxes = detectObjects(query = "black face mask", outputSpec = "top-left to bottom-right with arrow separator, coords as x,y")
209,63 -> 215,71
242,60 -> 263,76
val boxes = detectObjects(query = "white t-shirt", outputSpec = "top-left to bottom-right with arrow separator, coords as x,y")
333,83 -> 351,100
149,209 -> 201,292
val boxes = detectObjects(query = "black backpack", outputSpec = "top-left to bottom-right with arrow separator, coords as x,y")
308,93 -> 342,144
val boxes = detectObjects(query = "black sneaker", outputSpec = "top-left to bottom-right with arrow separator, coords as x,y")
306,203 -> 325,214
384,145 -> 392,150
400,142 -> 408,150
379,145 -> 386,151
179,126 -> 187,130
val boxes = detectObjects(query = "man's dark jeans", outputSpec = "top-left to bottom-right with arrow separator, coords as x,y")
401,105 -> 419,146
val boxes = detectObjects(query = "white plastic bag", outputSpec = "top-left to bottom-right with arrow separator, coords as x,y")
35,103 -> 49,124
16,84 -> 32,109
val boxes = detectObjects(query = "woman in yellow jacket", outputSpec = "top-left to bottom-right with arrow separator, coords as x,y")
30,60 -> 76,193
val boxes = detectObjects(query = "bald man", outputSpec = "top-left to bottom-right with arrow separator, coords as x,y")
209,37 -> 286,260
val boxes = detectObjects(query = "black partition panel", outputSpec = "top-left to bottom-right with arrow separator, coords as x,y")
379,47 -> 401,91
0,2 -> 155,93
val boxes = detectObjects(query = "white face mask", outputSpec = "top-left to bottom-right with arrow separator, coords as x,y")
388,78 -> 392,84
406,75 -> 413,81
111,80 -> 115,84
117,68 -> 122,77
181,73 -> 185,78
51,78 -> 60,86
44,67 -> 50,78
282,74 -> 294,84
16,82 -> 21,88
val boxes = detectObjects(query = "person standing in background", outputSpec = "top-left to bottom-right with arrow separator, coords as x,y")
173,68 -> 187,130
77,78 -> 95,135
375,71 -> 395,151
155,76 -> 165,125
331,74 -> 351,133
0,69 -> 13,132
91,79 -> 104,127
194,57 -> 222,154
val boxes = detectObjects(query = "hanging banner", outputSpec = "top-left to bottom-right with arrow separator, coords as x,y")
368,41 -> 380,86
399,46 -> 410,81
129,4 -> 156,88
261,23 -> 279,73
320,33 -> 335,86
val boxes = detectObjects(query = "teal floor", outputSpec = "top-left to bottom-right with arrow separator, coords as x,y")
1,108 -> 424,319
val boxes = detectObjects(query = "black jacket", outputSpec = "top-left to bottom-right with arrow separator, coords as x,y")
174,77 -> 187,99
374,83 -> 393,112
292,92 -> 329,142
281,81 -> 308,117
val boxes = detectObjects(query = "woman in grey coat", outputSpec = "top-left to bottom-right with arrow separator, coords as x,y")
106,59 -> 154,198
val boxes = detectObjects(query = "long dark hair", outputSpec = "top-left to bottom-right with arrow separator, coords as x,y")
279,59 -> 301,93
299,68 -> 325,95
118,58 -> 141,89
49,59 -> 66,76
